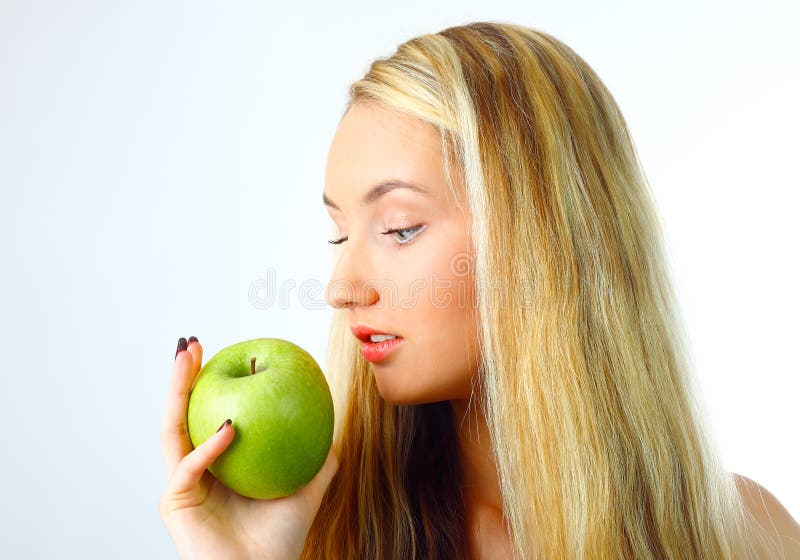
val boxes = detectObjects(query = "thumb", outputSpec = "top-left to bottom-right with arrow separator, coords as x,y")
165,420 -> 235,505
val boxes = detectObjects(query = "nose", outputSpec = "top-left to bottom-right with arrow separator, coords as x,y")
324,241 -> 380,309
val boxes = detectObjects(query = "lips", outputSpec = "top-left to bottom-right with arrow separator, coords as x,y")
349,324 -> 402,343
360,336 -> 403,363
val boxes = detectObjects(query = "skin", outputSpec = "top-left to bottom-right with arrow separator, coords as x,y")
734,474 -> 800,558
321,101 -> 800,559
159,339 -> 340,560
322,100 -> 507,558
160,101 -> 798,560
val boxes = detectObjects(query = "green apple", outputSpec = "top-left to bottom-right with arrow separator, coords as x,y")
187,337 -> 334,500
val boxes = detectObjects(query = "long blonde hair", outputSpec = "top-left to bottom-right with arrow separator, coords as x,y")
302,21 -> 780,559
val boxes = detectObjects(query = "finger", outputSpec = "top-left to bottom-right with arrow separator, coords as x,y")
161,338 -> 196,478
167,419 -> 235,499
187,336 -> 203,378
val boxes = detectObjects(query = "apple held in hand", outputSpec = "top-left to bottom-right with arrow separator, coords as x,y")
187,337 -> 334,500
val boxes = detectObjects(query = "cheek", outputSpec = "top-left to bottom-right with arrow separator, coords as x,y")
425,244 -> 476,326
410,254 -> 479,386
371,232 -> 480,403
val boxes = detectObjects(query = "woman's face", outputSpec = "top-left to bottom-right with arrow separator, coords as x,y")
323,102 -> 480,405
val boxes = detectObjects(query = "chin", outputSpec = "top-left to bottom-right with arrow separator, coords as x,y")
371,370 -> 421,405
372,369 -> 457,406
374,382 -> 418,405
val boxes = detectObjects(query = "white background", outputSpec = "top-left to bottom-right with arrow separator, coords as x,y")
1,1 -> 797,557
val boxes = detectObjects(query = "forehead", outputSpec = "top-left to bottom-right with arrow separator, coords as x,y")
324,103 -> 445,201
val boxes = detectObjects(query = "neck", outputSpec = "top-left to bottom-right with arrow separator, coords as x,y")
450,398 -> 503,513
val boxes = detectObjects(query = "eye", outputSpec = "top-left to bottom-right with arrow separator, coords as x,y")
382,224 -> 426,245
327,225 -> 426,246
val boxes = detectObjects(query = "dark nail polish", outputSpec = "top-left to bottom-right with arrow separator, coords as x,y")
217,419 -> 232,432
175,337 -> 188,359
188,336 -> 199,344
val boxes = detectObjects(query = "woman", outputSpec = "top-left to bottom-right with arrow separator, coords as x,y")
159,22 -> 800,559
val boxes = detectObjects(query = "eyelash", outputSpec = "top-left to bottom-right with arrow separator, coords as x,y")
328,225 -> 425,247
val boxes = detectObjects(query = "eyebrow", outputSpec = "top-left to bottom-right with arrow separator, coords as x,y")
322,180 -> 434,210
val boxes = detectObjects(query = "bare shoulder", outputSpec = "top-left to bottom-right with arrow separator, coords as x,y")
732,472 -> 800,558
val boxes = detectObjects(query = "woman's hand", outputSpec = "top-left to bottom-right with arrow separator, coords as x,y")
158,337 -> 339,560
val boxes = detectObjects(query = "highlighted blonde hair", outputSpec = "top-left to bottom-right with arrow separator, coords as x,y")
302,21 -> 780,559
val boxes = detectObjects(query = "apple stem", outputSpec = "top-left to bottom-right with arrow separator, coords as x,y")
250,357 -> 256,375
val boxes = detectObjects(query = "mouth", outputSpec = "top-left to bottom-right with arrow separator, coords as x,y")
364,333 -> 400,343
349,325 -> 404,362
358,335 -> 404,363
349,325 -> 402,343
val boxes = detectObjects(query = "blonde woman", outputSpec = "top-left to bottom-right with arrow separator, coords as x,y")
159,22 -> 800,559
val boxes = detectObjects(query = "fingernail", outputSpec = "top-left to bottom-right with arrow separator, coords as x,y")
188,336 -> 199,344
217,419 -> 232,433
175,337 -> 188,359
